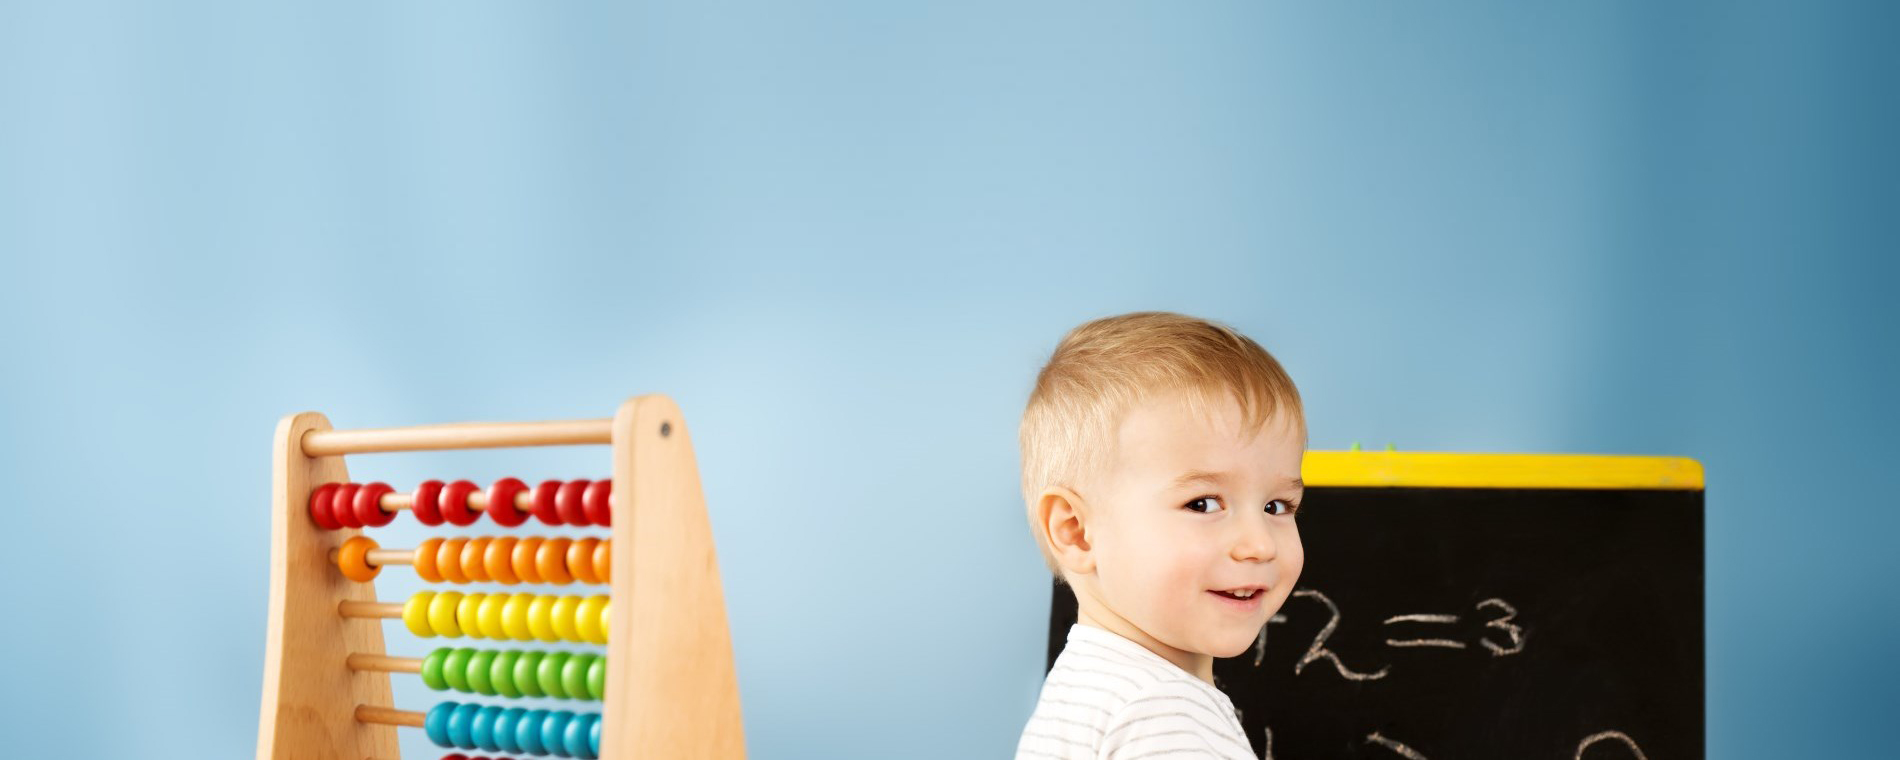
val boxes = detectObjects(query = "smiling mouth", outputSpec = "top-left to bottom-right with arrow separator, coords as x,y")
1210,587 -> 1264,601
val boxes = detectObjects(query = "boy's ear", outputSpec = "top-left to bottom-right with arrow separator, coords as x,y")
1037,486 -> 1096,576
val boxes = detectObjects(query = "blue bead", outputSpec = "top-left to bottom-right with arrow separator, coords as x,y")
517,709 -> 550,755
590,715 -> 602,754
565,713 -> 600,759
540,710 -> 574,757
470,705 -> 502,751
494,707 -> 527,754
424,701 -> 457,747
447,702 -> 481,749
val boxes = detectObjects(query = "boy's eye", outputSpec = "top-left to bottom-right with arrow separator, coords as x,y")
1185,496 -> 1225,514
1267,498 -> 1300,517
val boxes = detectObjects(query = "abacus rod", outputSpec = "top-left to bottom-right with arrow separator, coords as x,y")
328,548 -> 415,566
354,704 -> 426,728
364,548 -> 411,566
346,653 -> 422,674
369,488 -> 533,513
338,600 -> 403,619
301,419 -> 612,456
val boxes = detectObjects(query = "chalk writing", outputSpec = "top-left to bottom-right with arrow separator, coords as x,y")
1255,728 -> 1654,760
1244,588 -> 1647,760
1289,589 -> 1391,681
1250,588 -> 1532,681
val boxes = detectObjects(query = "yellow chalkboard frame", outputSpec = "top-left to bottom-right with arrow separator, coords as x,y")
1302,452 -> 1703,490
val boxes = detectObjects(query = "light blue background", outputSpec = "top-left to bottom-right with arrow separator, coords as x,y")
2,1 -> 1893,757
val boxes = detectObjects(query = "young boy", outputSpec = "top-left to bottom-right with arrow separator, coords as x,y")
1016,312 -> 1306,760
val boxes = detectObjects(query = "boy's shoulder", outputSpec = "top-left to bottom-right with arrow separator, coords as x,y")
1018,625 -> 1255,760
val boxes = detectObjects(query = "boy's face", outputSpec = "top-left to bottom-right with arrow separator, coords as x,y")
1074,389 -> 1306,671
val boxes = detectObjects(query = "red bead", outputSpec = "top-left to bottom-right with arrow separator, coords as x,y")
412,480 -> 445,526
308,483 -> 342,530
584,479 -> 612,526
486,478 -> 529,527
441,480 -> 480,526
355,481 -> 396,527
331,483 -> 364,528
532,480 -> 564,525
557,479 -> 591,526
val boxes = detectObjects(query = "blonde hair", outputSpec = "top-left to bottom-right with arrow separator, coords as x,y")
1019,312 -> 1304,573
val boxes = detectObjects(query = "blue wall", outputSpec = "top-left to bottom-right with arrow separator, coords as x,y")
1,1 -> 1893,757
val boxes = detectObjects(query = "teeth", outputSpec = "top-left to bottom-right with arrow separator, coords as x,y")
1231,589 -> 1255,598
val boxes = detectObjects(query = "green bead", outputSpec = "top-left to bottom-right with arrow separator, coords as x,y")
443,648 -> 475,692
586,656 -> 606,700
561,654 -> 590,701
467,650 -> 498,695
490,650 -> 522,698
420,648 -> 451,691
514,651 -> 546,698
538,651 -> 572,698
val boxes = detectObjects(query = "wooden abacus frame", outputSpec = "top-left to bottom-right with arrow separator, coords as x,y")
256,395 -> 746,760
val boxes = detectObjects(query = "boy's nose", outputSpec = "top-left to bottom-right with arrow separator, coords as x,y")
1231,512 -> 1277,562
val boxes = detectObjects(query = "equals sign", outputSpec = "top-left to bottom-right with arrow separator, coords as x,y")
1383,613 -> 1466,649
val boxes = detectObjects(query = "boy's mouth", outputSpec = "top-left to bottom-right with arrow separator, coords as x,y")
1209,586 -> 1265,602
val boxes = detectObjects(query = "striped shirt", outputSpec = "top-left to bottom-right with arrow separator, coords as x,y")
1017,624 -> 1257,760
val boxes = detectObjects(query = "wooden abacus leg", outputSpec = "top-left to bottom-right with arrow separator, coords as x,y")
256,412 -> 400,760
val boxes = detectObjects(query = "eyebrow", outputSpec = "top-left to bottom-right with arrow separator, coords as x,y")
1169,470 -> 1227,489
1169,471 -> 1305,490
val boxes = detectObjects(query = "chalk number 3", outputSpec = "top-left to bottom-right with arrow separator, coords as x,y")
1476,598 -> 1525,656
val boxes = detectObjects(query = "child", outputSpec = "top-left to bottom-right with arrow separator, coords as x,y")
1016,312 -> 1306,760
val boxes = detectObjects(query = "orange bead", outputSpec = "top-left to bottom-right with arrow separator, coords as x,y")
485,536 -> 520,584
337,536 -> 380,582
415,538 -> 444,583
569,538 -> 601,584
461,537 -> 493,582
438,538 -> 470,583
594,539 -> 611,583
512,537 -> 545,583
538,537 -> 574,585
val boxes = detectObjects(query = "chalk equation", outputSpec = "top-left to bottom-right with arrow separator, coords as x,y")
1241,588 -> 1651,760
1249,589 -> 1526,678
1259,727 -> 1651,760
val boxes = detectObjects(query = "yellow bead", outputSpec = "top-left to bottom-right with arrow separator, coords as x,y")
600,597 -> 611,643
527,594 -> 559,642
577,596 -> 608,645
502,593 -> 534,640
478,593 -> 508,639
404,592 -> 437,638
551,596 -> 581,642
457,593 -> 488,639
428,591 -> 464,637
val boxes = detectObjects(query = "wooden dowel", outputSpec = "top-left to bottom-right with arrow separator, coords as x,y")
365,549 -> 412,566
347,653 -> 423,674
338,600 -> 404,619
332,542 -> 612,584
351,482 -> 542,515
463,489 -> 535,511
326,548 -> 415,566
371,488 -> 537,513
354,705 -> 426,728
302,419 -> 613,457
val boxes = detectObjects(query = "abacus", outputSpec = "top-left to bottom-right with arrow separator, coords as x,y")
257,396 -> 746,760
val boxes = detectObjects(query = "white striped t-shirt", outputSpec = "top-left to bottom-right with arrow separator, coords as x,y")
1017,623 -> 1257,760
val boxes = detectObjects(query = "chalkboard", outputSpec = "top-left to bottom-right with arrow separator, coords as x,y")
1046,457 -> 1704,760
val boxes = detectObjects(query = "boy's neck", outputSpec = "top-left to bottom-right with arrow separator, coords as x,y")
1076,602 -> 1216,684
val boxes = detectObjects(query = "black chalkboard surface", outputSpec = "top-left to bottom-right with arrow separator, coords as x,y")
1046,455 -> 1704,760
